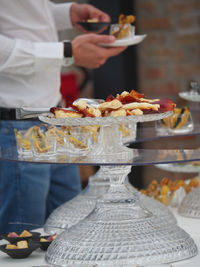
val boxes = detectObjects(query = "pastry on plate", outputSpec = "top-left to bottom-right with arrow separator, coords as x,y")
111,14 -> 135,39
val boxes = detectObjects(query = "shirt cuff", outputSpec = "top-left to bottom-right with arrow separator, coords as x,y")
34,42 -> 63,59
34,42 -> 74,68
50,2 -> 73,31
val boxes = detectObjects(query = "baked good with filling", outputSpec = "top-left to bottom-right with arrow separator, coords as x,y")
111,14 -> 135,39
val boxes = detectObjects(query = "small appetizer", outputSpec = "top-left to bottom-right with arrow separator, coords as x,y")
111,14 -> 135,39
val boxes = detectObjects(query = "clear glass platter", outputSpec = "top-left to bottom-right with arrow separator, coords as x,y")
156,163 -> 200,173
1,147 -> 200,166
39,111 -> 172,127
2,111 -> 200,165
134,124 -> 200,144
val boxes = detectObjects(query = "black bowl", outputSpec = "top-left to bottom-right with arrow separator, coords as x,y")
77,21 -> 110,32
0,240 -> 40,259
0,231 -> 41,244
39,235 -> 53,251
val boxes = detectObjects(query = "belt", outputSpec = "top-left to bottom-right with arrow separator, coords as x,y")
0,103 -> 62,120
0,107 -> 16,120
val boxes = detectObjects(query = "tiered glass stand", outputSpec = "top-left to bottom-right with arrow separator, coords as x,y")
157,163 -> 200,218
36,111 -> 199,266
44,112 -> 200,234
1,113 -> 200,265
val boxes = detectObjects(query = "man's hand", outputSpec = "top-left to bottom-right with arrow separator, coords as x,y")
70,3 -> 110,33
71,34 -> 127,69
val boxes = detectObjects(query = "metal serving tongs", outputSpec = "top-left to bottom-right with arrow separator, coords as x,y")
16,99 -> 104,119
16,107 -> 50,119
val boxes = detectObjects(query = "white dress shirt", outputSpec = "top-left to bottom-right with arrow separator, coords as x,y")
0,0 -> 73,108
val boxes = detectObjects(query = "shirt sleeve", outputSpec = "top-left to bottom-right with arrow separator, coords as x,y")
0,34 -> 74,75
49,1 -> 74,31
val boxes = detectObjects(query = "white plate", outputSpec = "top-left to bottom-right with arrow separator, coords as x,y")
100,34 -> 147,47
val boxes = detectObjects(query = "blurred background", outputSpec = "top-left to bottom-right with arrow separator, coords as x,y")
53,0 -> 200,189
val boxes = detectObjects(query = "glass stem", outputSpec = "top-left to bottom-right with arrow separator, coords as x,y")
90,124 -> 134,162
99,165 -> 138,203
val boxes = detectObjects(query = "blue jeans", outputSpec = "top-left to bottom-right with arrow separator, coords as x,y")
0,120 -> 81,234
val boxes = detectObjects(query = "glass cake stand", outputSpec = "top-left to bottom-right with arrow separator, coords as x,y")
37,111 -> 198,266
179,91 -> 200,102
157,163 -> 200,218
43,113 -> 200,235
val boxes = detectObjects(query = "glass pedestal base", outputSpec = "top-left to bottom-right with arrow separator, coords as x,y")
44,168 -> 176,234
46,166 -> 197,266
44,171 -> 109,234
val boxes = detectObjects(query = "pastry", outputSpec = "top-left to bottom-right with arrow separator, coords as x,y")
50,107 -> 83,118
6,244 -> 18,249
72,99 -> 101,117
50,89 -> 175,118
17,240 -> 28,249
98,99 -> 122,111
19,230 -> 32,237
6,240 -> 29,249
111,14 -> 135,39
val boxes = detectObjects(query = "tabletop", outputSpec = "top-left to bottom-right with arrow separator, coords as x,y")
0,208 -> 200,267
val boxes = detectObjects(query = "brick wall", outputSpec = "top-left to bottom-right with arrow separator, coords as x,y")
134,0 -> 200,188
135,0 -> 200,102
